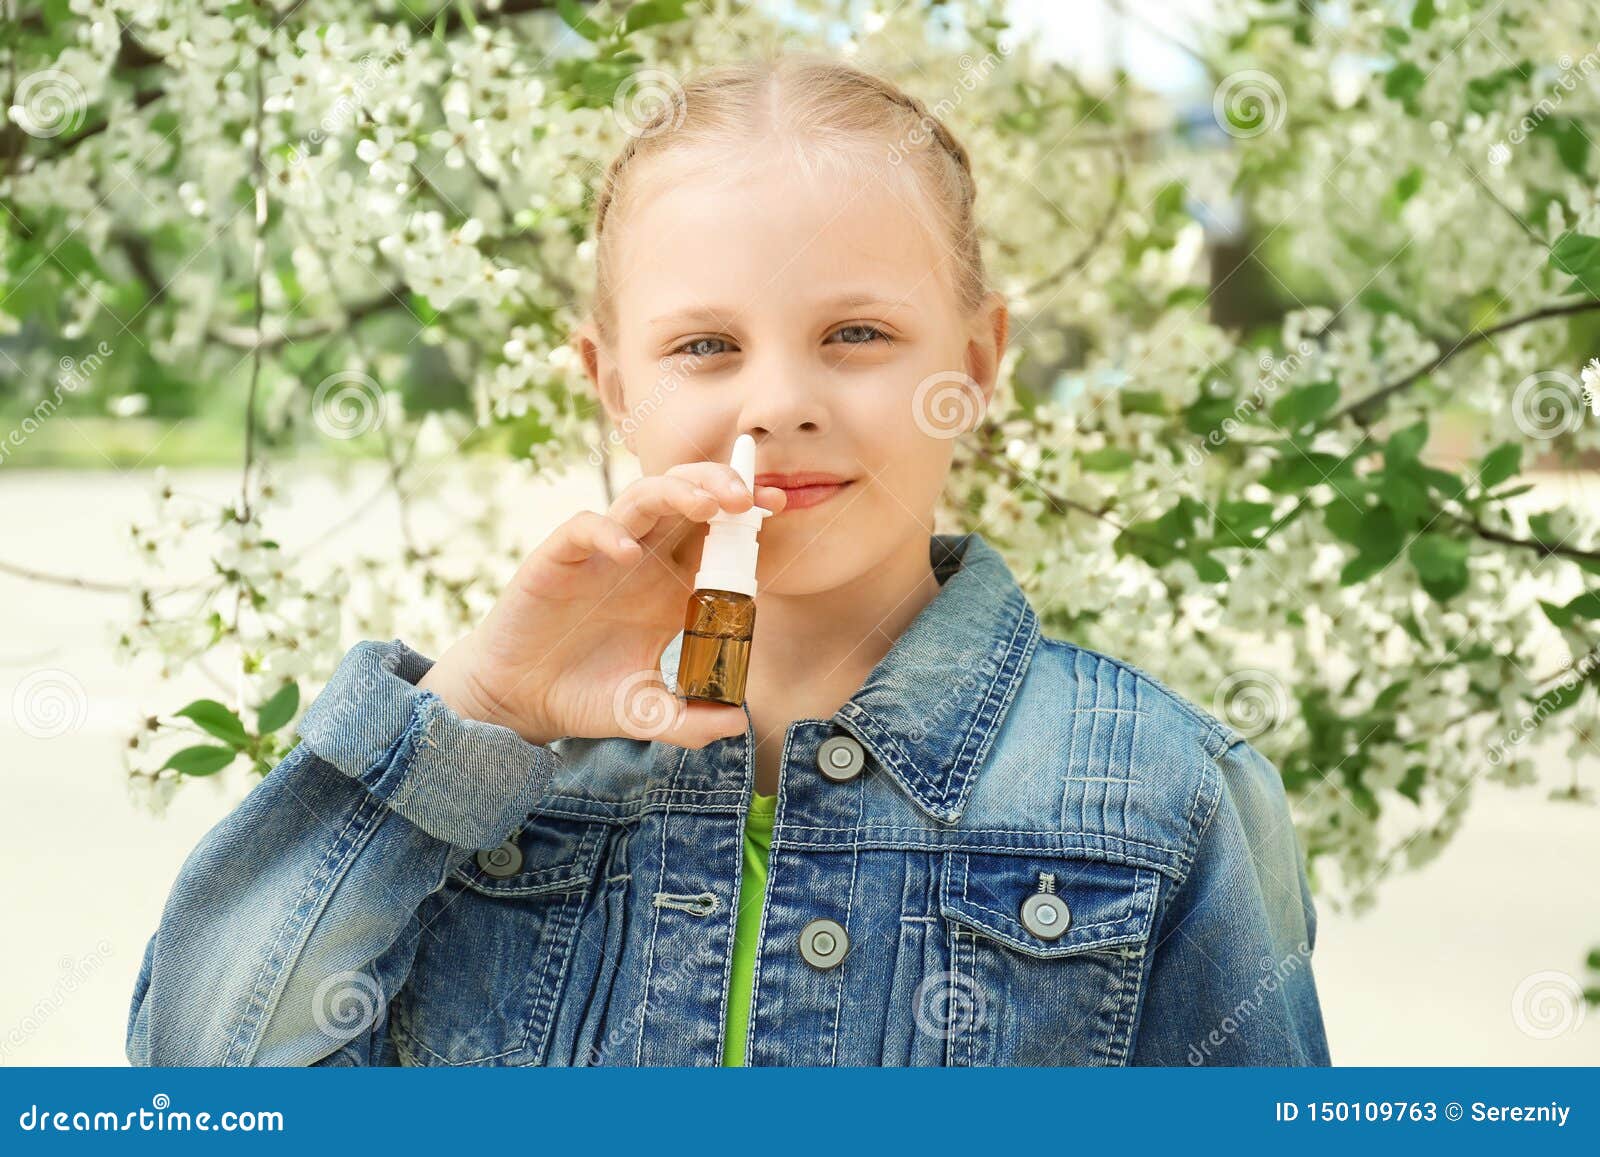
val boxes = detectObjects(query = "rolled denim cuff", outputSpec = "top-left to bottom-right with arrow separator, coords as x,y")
294,638 -> 563,851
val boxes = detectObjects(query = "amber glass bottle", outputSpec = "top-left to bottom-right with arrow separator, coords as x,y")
678,589 -> 757,706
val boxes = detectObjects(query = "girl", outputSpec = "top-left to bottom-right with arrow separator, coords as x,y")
127,53 -> 1329,1067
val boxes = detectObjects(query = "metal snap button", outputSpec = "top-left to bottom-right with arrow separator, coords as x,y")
815,735 -> 865,782
1019,871 -> 1071,940
476,839 -> 523,878
798,917 -> 850,969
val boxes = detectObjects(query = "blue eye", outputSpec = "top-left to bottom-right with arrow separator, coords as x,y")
830,324 -> 890,345
672,336 -> 734,359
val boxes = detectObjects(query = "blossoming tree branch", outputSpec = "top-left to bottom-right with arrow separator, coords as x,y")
2,0 -> 1598,989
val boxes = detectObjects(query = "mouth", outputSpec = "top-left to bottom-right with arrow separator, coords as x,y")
755,472 -> 856,512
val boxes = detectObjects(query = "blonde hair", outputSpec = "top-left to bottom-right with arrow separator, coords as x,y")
586,52 -> 988,345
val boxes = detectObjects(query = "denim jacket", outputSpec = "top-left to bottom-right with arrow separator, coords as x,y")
126,531 -> 1330,1067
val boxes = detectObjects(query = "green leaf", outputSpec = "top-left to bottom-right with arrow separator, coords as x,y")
1376,471 -> 1427,521
1184,396 -> 1240,437
1411,0 -> 1436,29
1079,447 -> 1134,471
1409,534 -> 1471,601
1476,442 -> 1523,491
256,682 -> 300,734
1534,117 -> 1592,179
1187,547 -> 1227,583
1532,675 -> 1592,717
1550,231 -> 1600,298
622,0 -> 689,34
1384,419 -> 1429,465
1383,62 -> 1427,111
1118,389 -> 1168,416
557,0 -> 607,41
1270,380 -> 1340,428
162,745 -> 237,777
1540,589 -> 1600,628
174,699 -> 248,747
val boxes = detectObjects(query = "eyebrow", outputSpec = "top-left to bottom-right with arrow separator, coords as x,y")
647,291 -> 912,329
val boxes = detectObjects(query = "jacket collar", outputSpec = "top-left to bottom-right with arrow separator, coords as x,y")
664,531 -> 1041,825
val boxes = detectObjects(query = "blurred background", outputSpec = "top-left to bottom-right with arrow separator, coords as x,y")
2,0 -> 1598,1064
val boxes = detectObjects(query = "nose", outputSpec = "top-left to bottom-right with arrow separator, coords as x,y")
735,361 -> 829,439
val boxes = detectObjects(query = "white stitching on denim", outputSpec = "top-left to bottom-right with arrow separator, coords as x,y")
651,890 -> 720,917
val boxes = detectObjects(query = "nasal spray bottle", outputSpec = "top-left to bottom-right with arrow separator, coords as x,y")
677,434 -> 773,707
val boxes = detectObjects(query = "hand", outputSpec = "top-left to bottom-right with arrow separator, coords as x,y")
417,460 -> 787,749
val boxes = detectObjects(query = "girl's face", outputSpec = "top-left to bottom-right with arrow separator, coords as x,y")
576,148 -> 1008,597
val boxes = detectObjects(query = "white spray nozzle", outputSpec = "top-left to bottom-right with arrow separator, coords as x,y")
692,433 -> 773,598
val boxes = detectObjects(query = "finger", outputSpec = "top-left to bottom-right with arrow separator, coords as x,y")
607,474 -> 723,542
658,461 -> 787,514
658,700 -> 750,749
664,461 -> 782,511
542,510 -> 641,568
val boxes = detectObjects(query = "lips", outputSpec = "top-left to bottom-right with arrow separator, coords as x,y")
755,471 -> 855,512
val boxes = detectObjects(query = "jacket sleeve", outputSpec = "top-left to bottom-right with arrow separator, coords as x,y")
1130,735 -> 1331,1066
125,637 -> 565,1066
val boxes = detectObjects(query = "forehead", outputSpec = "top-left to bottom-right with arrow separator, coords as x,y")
611,150 -> 954,333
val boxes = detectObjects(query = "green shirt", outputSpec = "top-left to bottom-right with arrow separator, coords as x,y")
720,789 -> 776,1066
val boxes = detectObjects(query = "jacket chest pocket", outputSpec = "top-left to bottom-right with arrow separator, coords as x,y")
392,819 -> 606,1066
936,850 -> 1161,1066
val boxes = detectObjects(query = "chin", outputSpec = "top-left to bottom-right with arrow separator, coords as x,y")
752,533 -> 861,598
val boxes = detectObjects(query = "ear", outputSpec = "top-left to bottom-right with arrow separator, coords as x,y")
571,317 -> 634,452
963,290 -> 1009,414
